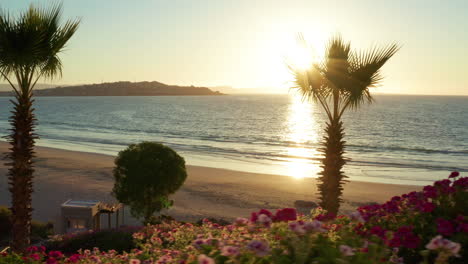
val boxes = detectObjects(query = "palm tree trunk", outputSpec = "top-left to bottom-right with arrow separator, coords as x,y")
6,90 -> 37,252
317,118 -> 347,216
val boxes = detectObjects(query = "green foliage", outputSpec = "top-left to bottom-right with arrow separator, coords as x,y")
31,221 -> 54,241
112,142 -> 187,224
0,206 -> 11,237
46,228 -> 138,254
0,252 -> 24,264
0,206 -> 53,247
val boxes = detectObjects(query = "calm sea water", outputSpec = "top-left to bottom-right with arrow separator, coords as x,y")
0,94 -> 467,185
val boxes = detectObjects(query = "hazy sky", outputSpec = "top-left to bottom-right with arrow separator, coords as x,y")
2,0 -> 468,95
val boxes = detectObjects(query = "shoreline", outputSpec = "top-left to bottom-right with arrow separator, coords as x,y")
0,142 -> 420,225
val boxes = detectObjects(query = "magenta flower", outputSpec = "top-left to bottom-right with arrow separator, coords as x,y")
370,226 -> 386,238
449,171 -> 460,178
46,258 -> 58,264
28,253 -> 41,261
420,202 -> 435,213
423,185 -> 437,198
274,208 -> 297,222
48,251 -> 63,259
437,218 -> 455,236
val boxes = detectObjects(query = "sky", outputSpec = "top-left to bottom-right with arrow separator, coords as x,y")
1,0 -> 468,95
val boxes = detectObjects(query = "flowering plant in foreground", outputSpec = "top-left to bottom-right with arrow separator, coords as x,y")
0,173 -> 466,264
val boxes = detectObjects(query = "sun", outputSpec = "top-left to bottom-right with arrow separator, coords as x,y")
285,39 -> 314,71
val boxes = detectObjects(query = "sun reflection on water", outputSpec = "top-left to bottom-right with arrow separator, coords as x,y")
283,95 -> 321,179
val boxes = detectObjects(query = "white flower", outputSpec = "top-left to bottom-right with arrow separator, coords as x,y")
349,211 -> 364,222
426,235 -> 461,256
339,245 -> 355,256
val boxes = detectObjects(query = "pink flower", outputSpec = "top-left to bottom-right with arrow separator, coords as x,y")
257,214 -> 272,227
258,209 -> 273,218
274,208 -> 297,222
193,238 -> 210,249
250,209 -> 273,224
129,259 -> 141,264
304,220 -> 325,233
339,245 -> 355,256
221,246 -> 240,256
234,217 -> 249,226
288,221 -> 306,235
197,254 -> 215,264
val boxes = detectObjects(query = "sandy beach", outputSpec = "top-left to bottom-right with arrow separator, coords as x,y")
0,142 -> 420,226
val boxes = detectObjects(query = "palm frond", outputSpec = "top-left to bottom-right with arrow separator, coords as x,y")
0,4 -> 80,89
323,35 -> 352,90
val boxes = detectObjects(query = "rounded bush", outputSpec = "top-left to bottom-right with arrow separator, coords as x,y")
112,142 -> 187,223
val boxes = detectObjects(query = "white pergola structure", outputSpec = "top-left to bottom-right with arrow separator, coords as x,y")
60,199 -> 124,233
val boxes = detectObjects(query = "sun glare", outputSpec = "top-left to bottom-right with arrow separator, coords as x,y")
283,94 -> 321,179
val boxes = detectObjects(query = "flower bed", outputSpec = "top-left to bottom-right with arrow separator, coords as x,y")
1,173 -> 466,264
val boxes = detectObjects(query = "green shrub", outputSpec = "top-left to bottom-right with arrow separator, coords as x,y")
112,142 -> 187,224
46,227 -> 139,254
0,206 -> 12,238
0,206 -> 53,247
31,221 -> 54,241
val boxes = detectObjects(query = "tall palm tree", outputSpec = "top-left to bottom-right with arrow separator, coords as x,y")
0,4 -> 79,252
291,35 -> 398,215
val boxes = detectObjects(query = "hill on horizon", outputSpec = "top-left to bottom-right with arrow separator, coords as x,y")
0,81 -> 223,96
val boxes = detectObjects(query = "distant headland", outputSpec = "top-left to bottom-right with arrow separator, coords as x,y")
0,81 -> 224,96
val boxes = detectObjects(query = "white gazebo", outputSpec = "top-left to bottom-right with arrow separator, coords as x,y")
60,199 -> 124,233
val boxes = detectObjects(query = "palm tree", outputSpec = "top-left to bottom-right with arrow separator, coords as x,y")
290,35 -> 398,215
0,4 -> 79,252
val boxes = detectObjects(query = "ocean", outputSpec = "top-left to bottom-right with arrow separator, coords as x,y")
0,94 -> 466,185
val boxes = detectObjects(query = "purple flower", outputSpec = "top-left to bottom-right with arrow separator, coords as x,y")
449,171 -> 460,178
247,240 -> 270,256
